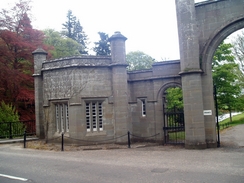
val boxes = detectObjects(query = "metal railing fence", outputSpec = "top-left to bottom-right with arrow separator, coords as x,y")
0,120 -> 36,139
23,132 -> 160,151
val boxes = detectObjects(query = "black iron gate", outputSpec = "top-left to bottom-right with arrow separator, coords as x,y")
163,108 -> 185,144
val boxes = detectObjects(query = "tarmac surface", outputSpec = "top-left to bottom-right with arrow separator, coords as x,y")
0,124 -> 244,148
0,125 -> 244,183
220,124 -> 244,148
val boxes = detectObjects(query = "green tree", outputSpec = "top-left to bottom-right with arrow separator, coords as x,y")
165,87 -> 183,112
213,41 -> 235,66
164,87 -> 184,127
62,10 -> 88,54
43,29 -> 81,59
213,42 -> 244,122
126,51 -> 155,71
93,32 -> 110,56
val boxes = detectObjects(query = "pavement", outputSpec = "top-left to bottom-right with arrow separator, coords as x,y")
0,125 -> 243,182
219,124 -> 244,148
0,124 -> 243,149
0,137 -> 38,144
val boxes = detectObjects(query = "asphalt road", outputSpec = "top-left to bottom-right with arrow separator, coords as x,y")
0,126 -> 244,183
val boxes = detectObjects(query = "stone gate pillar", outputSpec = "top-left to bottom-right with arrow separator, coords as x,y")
175,0 -> 207,149
32,48 -> 47,139
109,31 -> 129,142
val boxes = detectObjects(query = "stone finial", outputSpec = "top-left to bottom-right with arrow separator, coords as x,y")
32,47 -> 48,55
109,31 -> 127,64
33,47 -> 48,74
109,31 -> 127,42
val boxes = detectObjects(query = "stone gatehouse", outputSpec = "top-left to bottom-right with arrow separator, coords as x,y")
33,31 -> 181,143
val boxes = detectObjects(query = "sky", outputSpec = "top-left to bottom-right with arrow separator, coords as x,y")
2,0 -> 206,61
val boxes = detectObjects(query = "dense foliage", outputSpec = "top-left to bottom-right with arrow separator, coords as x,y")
93,32 -> 111,56
126,51 -> 155,71
43,29 -> 81,59
213,42 -> 244,122
165,87 -> 183,112
0,0 -> 49,120
0,101 -> 19,122
62,10 -> 88,54
0,101 -> 24,138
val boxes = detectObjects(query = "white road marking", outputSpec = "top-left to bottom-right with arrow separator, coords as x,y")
0,173 -> 28,181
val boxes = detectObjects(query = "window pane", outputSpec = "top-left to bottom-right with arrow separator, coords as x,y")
86,103 -> 91,132
98,102 -> 103,130
61,104 -> 64,132
55,104 -> 59,132
142,99 -> 146,116
65,104 -> 69,132
86,101 -> 103,132
92,103 -> 97,131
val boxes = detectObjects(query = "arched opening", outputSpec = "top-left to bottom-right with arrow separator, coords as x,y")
162,86 -> 184,144
212,31 -> 244,123
201,19 -> 244,144
201,17 -> 244,73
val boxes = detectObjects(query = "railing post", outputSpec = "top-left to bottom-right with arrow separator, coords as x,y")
61,133 -> 64,151
214,85 -> 220,147
9,122 -> 12,139
24,131 -> 26,148
127,131 -> 131,148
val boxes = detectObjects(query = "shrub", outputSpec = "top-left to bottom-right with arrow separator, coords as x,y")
0,101 -> 19,122
0,101 -> 24,138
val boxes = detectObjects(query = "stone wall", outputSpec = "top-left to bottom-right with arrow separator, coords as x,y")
128,61 -> 181,140
38,57 -> 114,140
195,0 -> 244,147
175,0 -> 244,148
33,31 -> 183,145
196,0 -> 244,59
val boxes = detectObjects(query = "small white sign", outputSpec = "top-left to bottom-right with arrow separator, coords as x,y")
203,110 -> 212,116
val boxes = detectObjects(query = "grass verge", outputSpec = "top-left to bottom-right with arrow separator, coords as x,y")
219,112 -> 244,130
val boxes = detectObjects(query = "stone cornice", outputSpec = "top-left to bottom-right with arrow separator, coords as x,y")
179,69 -> 203,76
128,75 -> 181,82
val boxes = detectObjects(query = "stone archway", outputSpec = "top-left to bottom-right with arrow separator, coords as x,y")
201,18 -> 244,71
161,84 -> 184,145
201,18 -> 244,147
175,0 -> 244,149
